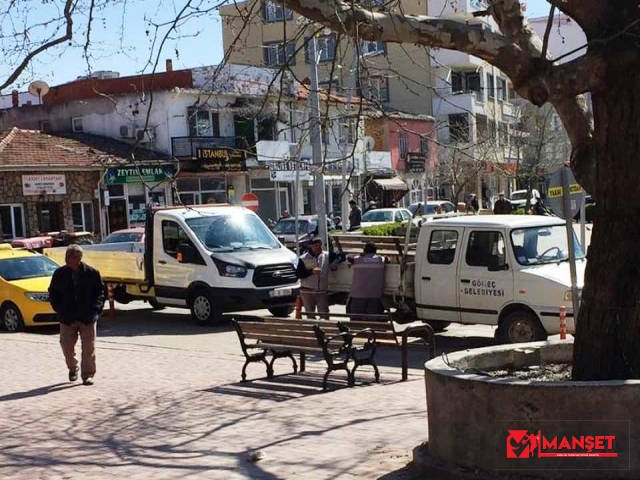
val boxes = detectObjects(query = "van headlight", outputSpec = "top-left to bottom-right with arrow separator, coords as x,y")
25,292 -> 50,302
212,258 -> 247,278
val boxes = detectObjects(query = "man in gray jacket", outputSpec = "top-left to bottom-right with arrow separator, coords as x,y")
296,238 -> 333,319
347,242 -> 387,320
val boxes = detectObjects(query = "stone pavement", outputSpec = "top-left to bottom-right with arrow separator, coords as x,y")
0,303 -> 497,480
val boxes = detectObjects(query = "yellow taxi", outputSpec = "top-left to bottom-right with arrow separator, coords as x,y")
0,244 -> 60,332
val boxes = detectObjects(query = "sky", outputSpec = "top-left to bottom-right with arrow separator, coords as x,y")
2,0 -> 551,92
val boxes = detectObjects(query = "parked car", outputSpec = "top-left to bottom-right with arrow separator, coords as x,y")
0,245 -> 60,332
272,215 -> 335,251
360,208 -> 415,228
102,227 -> 145,244
510,189 -> 540,210
409,201 -> 457,217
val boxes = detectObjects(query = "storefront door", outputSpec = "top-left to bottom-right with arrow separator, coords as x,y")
108,199 -> 128,232
37,202 -> 63,233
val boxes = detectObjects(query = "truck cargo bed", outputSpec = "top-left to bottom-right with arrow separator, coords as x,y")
329,262 -> 415,298
44,247 -> 145,284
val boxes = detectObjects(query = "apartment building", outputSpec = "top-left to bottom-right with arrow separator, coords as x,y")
219,0 -> 435,116
428,0 -> 524,199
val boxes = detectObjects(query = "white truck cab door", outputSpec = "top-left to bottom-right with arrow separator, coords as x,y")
154,218 -> 208,306
458,229 -> 514,325
416,227 -> 464,323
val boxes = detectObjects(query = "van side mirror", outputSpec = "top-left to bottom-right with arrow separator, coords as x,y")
177,242 -> 197,263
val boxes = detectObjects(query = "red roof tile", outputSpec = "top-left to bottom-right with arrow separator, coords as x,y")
0,128 -> 171,170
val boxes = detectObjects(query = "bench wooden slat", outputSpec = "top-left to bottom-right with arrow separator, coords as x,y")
244,335 -> 323,349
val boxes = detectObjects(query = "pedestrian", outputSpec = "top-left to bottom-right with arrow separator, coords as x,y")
470,195 -> 479,213
493,192 -> 513,214
348,199 -> 362,231
48,245 -> 104,386
295,238 -> 336,319
347,242 -> 388,321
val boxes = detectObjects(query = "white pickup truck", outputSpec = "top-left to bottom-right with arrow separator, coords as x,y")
44,205 -> 300,325
329,215 -> 585,343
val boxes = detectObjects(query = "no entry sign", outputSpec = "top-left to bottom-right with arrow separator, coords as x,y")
241,193 -> 259,212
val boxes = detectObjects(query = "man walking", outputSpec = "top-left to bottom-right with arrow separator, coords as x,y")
347,242 -> 387,320
49,245 -> 104,386
493,192 -> 513,215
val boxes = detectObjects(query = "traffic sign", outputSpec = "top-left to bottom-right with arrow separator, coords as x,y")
241,193 -> 259,212
546,167 -> 586,219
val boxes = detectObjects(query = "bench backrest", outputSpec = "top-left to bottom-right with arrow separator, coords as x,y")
235,318 -> 343,350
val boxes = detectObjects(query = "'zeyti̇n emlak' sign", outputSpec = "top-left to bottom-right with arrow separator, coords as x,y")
106,165 -> 175,185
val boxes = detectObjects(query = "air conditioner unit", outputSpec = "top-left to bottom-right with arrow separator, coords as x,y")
120,125 -> 134,138
135,128 -> 155,143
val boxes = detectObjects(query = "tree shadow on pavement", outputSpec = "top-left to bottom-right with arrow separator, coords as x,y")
0,383 -> 77,402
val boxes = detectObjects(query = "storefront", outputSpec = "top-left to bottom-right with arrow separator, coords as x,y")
103,164 -> 176,232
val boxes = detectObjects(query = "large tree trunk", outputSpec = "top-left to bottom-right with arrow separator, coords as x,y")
572,62 -> 640,380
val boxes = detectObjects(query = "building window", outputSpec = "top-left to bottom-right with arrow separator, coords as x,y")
361,40 -> 386,55
449,114 -> 470,143
420,135 -> 430,156
497,77 -> 508,102
339,118 -> 357,144
360,75 -> 389,103
0,204 -> 25,240
187,108 -> 220,137
263,41 -> 296,67
451,71 -> 482,102
305,35 -> 336,63
399,132 -> 408,160
71,117 -> 83,132
72,201 -> 94,232
486,73 -> 495,99
175,178 -> 227,206
262,0 -> 293,22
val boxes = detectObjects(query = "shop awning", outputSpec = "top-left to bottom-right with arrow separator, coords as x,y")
373,177 -> 409,191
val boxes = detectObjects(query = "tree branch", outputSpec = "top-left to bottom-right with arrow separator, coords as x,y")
552,95 -> 597,196
279,0 -> 521,70
545,0 -> 604,37
0,0 -> 74,92
546,52 -> 607,99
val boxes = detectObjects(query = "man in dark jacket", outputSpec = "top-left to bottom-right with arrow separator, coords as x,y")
493,192 -> 513,214
49,245 -> 104,386
348,200 -> 362,231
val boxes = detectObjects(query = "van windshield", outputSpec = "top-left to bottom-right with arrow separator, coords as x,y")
186,213 -> 281,252
510,225 -> 585,266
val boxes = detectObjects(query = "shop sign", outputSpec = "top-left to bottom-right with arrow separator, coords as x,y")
407,153 -> 426,173
22,174 -> 67,196
106,165 -> 175,185
195,148 -> 246,172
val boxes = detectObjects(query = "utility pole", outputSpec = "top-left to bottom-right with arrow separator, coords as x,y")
309,36 -> 328,246
341,47 -> 358,233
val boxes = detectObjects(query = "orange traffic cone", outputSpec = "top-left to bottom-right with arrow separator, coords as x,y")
295,296 -> 303,320
107,283 -> 115,320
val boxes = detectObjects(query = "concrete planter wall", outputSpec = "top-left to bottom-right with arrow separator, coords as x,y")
424,340 -> 639,479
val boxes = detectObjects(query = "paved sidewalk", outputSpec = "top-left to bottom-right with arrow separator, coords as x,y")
0,303 -> 482,480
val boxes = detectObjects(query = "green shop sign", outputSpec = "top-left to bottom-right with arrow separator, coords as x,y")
106,165 -> 175,185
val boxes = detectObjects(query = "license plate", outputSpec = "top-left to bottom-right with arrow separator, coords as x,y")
269,288 -> 292,298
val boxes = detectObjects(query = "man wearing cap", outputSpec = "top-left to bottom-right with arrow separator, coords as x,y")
296,238 -> 333,319
347,242 -> 388,321
494,192 -> 513,215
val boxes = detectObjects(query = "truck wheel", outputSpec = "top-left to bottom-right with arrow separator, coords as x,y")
268,306 -> 295,317
190,290 -> 223,326
1,303 -> 25,332
426,320 -> 450,333
499,310 -> 547,344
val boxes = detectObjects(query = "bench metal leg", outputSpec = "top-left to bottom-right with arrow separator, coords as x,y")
351,358 -> 380,385
323,365 -> 352,390
269,350 -> 297,376
401,325 -> 436,381
300,352 -> 306,372
241,352 -> 270,382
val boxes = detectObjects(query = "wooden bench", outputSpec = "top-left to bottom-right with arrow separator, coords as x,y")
300,312 -> 436,381
233,317 -> 379,390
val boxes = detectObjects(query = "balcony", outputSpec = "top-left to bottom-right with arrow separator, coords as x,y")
433,92 -> 486,118
171,136 -> 237,160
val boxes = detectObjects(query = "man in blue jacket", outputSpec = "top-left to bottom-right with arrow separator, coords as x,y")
49,245 -> 104,386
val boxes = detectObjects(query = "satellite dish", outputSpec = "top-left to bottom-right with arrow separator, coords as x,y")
364,136 -> 375,152
28,80 -> 50,102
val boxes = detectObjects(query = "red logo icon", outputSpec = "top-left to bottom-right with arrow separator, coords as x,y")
507,430 -> 539,458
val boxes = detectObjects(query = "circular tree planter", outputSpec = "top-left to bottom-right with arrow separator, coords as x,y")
420,339 -> 638,479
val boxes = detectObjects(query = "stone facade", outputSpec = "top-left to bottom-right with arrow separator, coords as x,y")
0,170 -> 101,238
